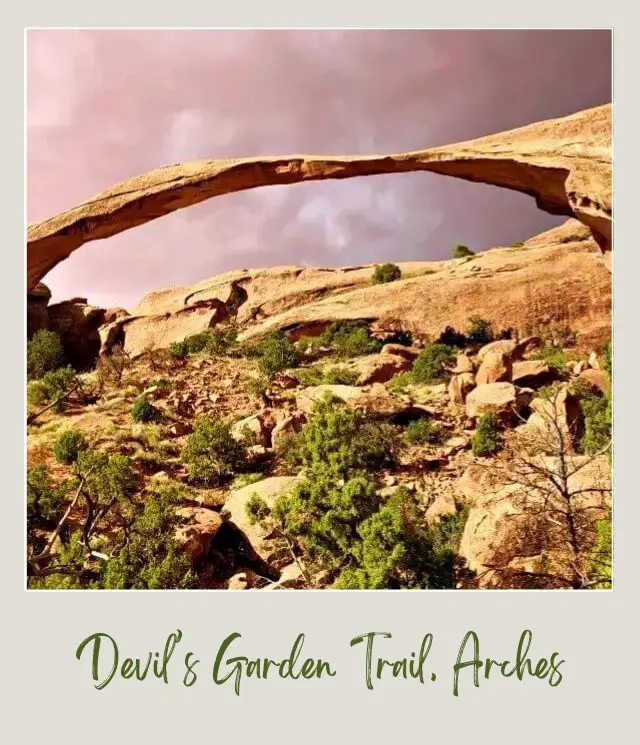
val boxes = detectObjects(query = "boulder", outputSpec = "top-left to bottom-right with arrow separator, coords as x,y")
476,339 -> 520,363
588,351 -> 601,370
271,413 -> 306,448
453,353 -> 475,374
349,384 -> 414,419
27,282 -> 51,336
47,300 -> 107,370
426,492 -> 458,524
222,476 -> 301,562
448,372 -> 476,405
465,383 -> 532,422
521,387 -> 583,453
349,353 -> 411,384
573,360 -> 589,376
476,350 -> 513,385
175,507 -> 223,566
457,457 -> 611,588
232,414 -> 269,447
381,343 -> 422,361
511,360 -> 555,388
517,336 -> 543,356
579,368 -> 611,395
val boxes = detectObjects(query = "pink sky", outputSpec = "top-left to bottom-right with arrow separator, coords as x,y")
27,30 -> 612,309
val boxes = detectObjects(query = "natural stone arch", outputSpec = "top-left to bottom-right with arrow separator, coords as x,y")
27,104 -> 611,292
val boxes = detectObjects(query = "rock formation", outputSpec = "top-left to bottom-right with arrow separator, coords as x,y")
98,219 -> 611,359
27,104 -> 611,291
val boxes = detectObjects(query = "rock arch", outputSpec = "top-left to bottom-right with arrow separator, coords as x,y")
27,104 -> 611,291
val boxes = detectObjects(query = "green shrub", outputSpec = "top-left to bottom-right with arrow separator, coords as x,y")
601,342 -> 612,377
204,325 -> 239,356
465,316 -> 495,346
182,415 -> 248,485
580,393 -> 611,455
27,366 -> 77,411
54,428 -> 87,465
169,340 -> 189,359
472,414 -> 502,456
131,395 -> 161,423
532,344 -> 569,370
294,366 -> 325,386
27,464 -> 70,527
185,332 -> 210,355
405,418 -> 444,445
511,241 -> 525,248
322,366 -> 359,385
452,245 -> 475,259
587,517 -> 612,589
283,396 -> 401,478
246,375 -> 270,398
387,371 -> 414,394
372,263 -> 401,285
257,331 -> 301,376
304,321 -> 382,359
411,344 -> 456,383
103,482 -> 195,589
27,329 -> 64,380
232,473 -> 264,490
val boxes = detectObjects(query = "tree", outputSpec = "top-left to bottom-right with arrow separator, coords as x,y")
476,388 -> 611,589
27,329 -> 64,380
181,415 -> 248,484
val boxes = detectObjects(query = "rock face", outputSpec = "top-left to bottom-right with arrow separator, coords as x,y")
27,282 -> 51,337
27,104 -> 611,291
48,300 -> 109,370
96,218 -> 610,359
511,360 -> 554,388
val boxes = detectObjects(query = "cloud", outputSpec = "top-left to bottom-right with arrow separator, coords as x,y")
27,29 -> 612,308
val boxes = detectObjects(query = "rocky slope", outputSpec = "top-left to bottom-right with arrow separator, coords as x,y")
27,104 -> 612,291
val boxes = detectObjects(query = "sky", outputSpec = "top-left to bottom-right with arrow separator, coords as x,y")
27,29 -> 612,309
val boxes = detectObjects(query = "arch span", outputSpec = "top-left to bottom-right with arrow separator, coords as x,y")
27,104 -> 611,292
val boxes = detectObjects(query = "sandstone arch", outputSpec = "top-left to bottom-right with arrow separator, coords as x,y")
27,104 -> 611,292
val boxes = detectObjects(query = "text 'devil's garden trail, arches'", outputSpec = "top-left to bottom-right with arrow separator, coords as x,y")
27,104 -> 612,291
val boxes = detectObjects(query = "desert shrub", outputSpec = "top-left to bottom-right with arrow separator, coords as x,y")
169,340 -> 190,359
131,395 -> 161,423
580,390 -> 611,455
372,263 -> 401,285
452,245 -> 475,259
283,396 -> 401,478
465,316 -> 495,346
54,428 -> 88,465
387,371 -> 414,394
405,417 -> 444,445
182,415 -> 248,485
256,331 -> 301,376
27,464 -> 70,527
27,366 -> 77,411
546,324 -> 578,348
587,517 -> 612,589
411,344 -> 456,383
27,329 -> 64,380
511,241 -> 525,248
75,450 -> 139,506
532,344 -> 569,370
148,378 -> 172,394
103,482 -> 195,589
437,326 -> 468,349
204,325 -> 239,356
322,366 -> 359,385
295,366 -> 325,386
246,375 -> 270,398
472,414 -> 502,456
96,345 -> 130,386
315,321 -> 383,359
